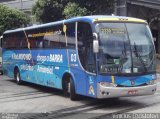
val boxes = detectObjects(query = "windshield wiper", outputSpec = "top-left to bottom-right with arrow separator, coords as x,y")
133,42 -> 147,72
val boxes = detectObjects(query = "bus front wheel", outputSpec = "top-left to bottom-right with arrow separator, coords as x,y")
63,76 -> 77,101
14,68 -> 22,85
70,78 -> 78,100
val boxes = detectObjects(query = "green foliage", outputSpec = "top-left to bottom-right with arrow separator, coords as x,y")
63,2 -> 88,19
32,0 -> 65,23
0,5 -> 30,35
32,0 -> 115,23
75,0 -> 115,15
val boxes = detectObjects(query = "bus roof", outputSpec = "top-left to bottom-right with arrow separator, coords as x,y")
3,15 -> 147,34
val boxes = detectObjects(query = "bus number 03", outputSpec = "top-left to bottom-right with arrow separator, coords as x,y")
71,54 -> 76,62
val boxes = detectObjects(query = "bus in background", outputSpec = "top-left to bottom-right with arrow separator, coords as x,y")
1,16 -> 157,100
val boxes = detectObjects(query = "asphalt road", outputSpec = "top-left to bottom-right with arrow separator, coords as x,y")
0,75 -> 160,119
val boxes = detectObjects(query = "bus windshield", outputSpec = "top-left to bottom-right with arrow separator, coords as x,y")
97,23 -> 155,75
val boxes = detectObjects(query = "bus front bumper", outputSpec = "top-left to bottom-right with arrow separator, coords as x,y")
97,83 -> 157,99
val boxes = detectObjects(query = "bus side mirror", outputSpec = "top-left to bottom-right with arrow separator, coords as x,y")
93,33 -> 99,53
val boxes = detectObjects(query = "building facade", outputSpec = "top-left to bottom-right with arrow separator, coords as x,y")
0,0 -> 37,23
115,0 -> 160,54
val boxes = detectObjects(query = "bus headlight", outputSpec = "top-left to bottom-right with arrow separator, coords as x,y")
99,82 -> 117,87
147,80 -> 157,85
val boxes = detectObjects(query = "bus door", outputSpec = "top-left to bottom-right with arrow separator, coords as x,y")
76,22 -> 97,97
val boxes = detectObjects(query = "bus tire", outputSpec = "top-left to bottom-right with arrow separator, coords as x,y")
63,75 -> 77,101
69,77 -> 78,101
14,68 -> 22,85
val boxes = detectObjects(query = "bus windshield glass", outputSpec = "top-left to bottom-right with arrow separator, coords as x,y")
97,23 -> 155,74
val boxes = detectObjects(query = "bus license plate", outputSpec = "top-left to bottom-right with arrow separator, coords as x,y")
128,90 -> 138,95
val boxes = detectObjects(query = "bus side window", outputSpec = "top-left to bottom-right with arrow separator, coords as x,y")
66,23 -> 75,48
36,37 -> 43,48
43,40 -> 50,48
21,38 -> 28,48
44,26 -> 61,49
29,38 -> 36,48
3,37 -> 8,49
3,34 -> 19,49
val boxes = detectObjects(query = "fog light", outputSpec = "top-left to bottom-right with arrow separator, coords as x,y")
152,89 -> 156,92
101,91 -> 105,95
106,92 -> 110,95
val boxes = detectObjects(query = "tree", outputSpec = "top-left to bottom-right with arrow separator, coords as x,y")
76,0 -> 115,15
63,2 -> 88,19
0,5 -> 30,35
32,0 -> 66,23
32,0 -> 115,23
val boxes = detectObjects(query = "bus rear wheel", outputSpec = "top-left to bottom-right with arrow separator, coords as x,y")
14,68 -> 22,85
63,76 -> 77,101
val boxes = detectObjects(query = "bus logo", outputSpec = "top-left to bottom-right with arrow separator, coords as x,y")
89,85 -> 95,95
131,80 -> 135,86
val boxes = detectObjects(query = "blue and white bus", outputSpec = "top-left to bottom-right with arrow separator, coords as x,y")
1,16 -> 157,100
